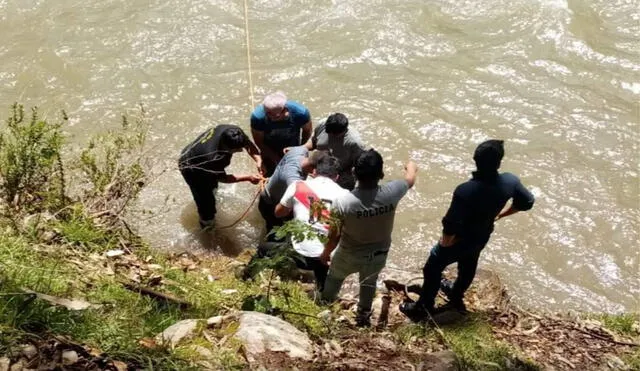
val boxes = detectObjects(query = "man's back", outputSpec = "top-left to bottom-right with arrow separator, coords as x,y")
178,125 -> 235,177
263,146 -> 308,204
333,180 -> 409,252
443,172 -> 535,241
312,123 -> 366,188
280,176 -> 349,257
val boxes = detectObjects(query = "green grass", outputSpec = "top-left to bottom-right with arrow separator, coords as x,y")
595,313 -> 640,337
395,314 -> 540,370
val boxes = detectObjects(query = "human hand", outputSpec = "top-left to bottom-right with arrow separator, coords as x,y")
283,147 -> 291,154
248,175 -> 262,185
439,234 -> 457,247
320,251 -> 331,266
405,161 -> 418,173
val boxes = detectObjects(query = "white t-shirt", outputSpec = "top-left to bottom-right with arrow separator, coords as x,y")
279,176 -> 350,257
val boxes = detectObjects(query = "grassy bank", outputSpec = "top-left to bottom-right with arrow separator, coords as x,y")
0,104 -> 637,370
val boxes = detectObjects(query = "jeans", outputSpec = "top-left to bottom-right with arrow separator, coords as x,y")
180,168 -> 218,224
417,240 -> 487,309
321,247 -> 388,314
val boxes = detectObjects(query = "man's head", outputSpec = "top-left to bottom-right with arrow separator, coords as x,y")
354,149 -> 384,186
262,91 -> 288,121
325,113 -> 349,136
221,127 -> 249,152
301,150 -> 329,175
312,155 -> 341,180
473,139 -> 504,172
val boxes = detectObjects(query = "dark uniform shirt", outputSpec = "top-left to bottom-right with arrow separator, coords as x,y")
442,171 -> 535,243
178,125 -> 236,180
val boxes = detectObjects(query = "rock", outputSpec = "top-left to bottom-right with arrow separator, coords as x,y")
421,350 -> 458,371
21,345 -> 38,360
106,249 -> 125,258
233,311 -> 313,362
206,316 -> 224,327
9,359 -> 24,371
61,350 -> 78,366
317,310 -> 331,321
0,357 -> 9,371
112,361 -> 128,371
375,337 -> 397,352
22,289 -> 102,311
156,319 -> 201,347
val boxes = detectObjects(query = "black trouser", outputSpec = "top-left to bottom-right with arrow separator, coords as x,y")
180,168 -> 218,223
246,241 -> 328,291
258,194 -> 286,240
417,240 -> 487,309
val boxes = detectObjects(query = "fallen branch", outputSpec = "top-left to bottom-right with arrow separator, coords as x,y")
118,280 -> 191,308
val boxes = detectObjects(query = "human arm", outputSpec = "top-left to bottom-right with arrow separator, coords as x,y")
320,224 -> 340,265
300,120 -> 313,145
439,188 -> 468,247
220,174 -> 261,184
496,179 -> 535,220
251,128 -> 280,166
404,160 -> 418,188
245,140 -> 263,176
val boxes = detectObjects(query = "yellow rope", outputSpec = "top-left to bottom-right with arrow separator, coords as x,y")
214,0 -> 262,231
243,0 -> 255,108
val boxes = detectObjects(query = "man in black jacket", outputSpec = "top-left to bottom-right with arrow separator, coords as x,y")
400,140 -> 535,321
179,125 -> 263,229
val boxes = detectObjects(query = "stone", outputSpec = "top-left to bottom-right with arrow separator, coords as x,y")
233,311 -> 313,362
0,357 -> 10,371
21,345 -> 37,360
61,350 -> 78,366
9,359 -> 24,371
206,316 -> 224,327
156,319 -> 201,347
421,350 -> 458,371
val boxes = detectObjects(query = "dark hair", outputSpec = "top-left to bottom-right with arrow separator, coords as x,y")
221,127 -> 249,149
315,155 -> 341,178
473,139 -> 504,172
325,113 -> 349,134
354,149 -> 383,183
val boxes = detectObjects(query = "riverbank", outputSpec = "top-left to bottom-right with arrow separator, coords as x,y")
0,105 -> 638,370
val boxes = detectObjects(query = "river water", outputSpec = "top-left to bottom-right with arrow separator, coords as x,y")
0,0 -> 638,313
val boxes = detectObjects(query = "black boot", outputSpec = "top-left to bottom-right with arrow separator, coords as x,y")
439,279 -> 466,312
399,301 -> 431,323
355,310 -> 372,327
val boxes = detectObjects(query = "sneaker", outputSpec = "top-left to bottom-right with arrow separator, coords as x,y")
355,310 -> 372,327
399,301 -> 430,323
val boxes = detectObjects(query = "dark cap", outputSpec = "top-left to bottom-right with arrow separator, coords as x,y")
473,139 -> 504,171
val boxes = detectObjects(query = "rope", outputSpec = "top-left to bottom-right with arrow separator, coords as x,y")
207,0 -> 260,231
243,0 -> 255,108
216,177 -> 266,230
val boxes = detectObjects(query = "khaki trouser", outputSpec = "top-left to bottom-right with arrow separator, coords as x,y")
321,247 -> 388,314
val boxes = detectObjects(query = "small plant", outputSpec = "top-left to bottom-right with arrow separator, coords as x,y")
0,104 -> 66,212
79,106 -> 149,225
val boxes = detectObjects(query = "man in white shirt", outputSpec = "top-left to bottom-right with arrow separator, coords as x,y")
320,149 -> 418,326
274,154 -> 349,290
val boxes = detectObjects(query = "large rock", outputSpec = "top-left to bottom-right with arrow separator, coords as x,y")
156,319 -> 201,347
233,311 -> 313,362
0,357 -> 9,371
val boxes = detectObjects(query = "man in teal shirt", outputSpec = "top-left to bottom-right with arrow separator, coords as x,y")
251,91 -> 313,176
